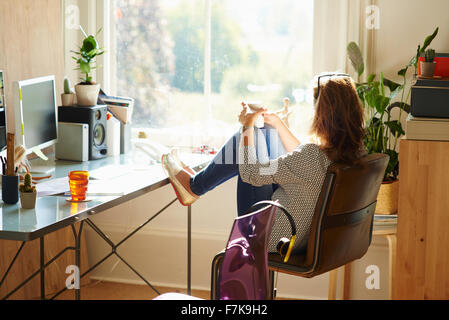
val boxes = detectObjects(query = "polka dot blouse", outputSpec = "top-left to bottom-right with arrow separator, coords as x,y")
239,143 -> 332,254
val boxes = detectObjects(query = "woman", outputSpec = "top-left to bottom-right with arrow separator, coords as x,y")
162,74 -> 365,253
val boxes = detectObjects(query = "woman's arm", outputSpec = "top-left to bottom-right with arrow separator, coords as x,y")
238,104 -> 297,186
238,103 -> 324,187
238,103 -> 300,152
263,113 -> 300,153
239,103 -> 262,147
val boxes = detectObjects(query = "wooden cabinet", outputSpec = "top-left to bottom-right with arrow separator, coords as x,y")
394,139 -> 449,299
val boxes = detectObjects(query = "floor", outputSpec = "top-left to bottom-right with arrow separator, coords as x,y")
53,280 -> 210,300
52,280 -> 292,300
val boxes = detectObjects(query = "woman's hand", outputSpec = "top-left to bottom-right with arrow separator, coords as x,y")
238,102 -> 266,127
262,112 -> 282,129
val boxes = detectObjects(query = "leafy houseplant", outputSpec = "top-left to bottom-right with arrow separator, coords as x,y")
61,77 -> 75,106
72,28 -> 105,106
421,48 -> 436,77
19,173 -> 36,209
347,27 -> 439,214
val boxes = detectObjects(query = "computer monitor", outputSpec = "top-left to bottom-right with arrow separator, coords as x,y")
7,75 -> 58,168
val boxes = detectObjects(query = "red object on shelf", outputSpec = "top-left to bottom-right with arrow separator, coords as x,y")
418,54 -> 449,77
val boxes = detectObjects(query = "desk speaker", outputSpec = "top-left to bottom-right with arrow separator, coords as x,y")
58,105 -> 108,160
55,122 -> 89,161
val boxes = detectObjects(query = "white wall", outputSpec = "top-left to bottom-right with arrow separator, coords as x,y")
375,0 -> 449,82
374,0 -> 449,144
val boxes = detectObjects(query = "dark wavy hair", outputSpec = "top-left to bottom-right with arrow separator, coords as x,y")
311,76 -> 365,164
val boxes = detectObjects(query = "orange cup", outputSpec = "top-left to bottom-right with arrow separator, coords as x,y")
68,171 -> 89,201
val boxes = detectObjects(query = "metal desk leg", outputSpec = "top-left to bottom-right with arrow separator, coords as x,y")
40,237 -> 45,300
75,222 -> 84,300
187,205 -> 192,295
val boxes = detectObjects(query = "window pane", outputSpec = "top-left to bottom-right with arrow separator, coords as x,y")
112,0 -> 314,144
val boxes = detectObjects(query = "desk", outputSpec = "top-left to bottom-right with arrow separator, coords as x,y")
328,222 -> 397,300
0,153 -> 212,299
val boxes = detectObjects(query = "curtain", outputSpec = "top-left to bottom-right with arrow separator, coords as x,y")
312,0 -> 377,80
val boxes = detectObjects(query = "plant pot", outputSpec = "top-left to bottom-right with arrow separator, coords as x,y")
61,93 -> 75,107
20,191 -> 37,209
375,180 -> 399,215
420,61 -> 436,77
75,83 -> 100,106
2,175 -> 19,204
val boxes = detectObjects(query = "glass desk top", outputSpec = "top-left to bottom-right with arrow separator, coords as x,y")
0,153 -> 212,241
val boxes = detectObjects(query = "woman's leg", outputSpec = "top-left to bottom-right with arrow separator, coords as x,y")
190,128 -> 270,195
236,125 -> 286,215
189,124 -> 286,215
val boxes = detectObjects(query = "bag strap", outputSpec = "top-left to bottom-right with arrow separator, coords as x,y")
247,200 -> 297,236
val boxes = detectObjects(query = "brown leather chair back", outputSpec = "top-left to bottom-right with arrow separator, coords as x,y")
269,153 -> 389,278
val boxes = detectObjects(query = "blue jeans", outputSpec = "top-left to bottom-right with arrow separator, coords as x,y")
190,126 -> 286,216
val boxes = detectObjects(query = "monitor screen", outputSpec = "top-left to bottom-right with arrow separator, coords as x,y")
20,78 -> 57,149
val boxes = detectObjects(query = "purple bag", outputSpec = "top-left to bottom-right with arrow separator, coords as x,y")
218,202 -> 278,300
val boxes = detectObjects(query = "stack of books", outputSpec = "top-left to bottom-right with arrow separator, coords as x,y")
406,114 -> 449,141
409,76 -> 449,140
98,89 -> 134,124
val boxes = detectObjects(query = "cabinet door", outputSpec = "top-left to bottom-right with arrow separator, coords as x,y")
395,139 -> 449,299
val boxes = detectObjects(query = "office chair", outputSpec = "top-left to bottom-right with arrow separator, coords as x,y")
154,201 -> 281,300
211,153 -> 389,299
267,153 -> 389,297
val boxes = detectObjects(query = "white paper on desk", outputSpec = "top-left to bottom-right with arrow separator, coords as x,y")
36,177 -> 69,197
89,164 -> 133,180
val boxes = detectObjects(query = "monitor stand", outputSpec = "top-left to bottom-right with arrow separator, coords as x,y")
29,147 -> 55,175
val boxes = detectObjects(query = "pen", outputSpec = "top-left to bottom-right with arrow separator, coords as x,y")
6,133 -> 15,176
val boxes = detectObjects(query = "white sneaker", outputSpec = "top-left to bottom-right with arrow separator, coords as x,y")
161,153 -> 198,206
170,148 -> 196,175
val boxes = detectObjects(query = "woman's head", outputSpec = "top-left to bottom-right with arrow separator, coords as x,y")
310,74 -> 365,163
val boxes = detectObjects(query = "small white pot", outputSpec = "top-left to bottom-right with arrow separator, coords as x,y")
20,191 -> 37,209
61,93 -> 75,106
75,83 -> 101,106
420,61 -> 436,77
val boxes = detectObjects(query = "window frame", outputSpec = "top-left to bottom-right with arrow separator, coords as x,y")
64,0 -> 317,148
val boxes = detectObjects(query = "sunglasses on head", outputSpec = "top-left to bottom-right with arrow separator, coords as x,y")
315,73 -> 350,99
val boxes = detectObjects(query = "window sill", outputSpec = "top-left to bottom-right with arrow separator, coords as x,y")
131,123 -> 239,149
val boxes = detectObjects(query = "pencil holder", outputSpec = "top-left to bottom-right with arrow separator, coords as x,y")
2,175 -> 19,205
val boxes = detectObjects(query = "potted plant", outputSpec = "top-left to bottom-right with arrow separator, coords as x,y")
347,27 -> 438,214
19,173 -> 36,209
421,48 -> 436,77
72,28 -> 105,106
61,77 -> 75,106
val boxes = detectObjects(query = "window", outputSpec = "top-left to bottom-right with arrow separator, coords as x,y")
108,0 -> 314,147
